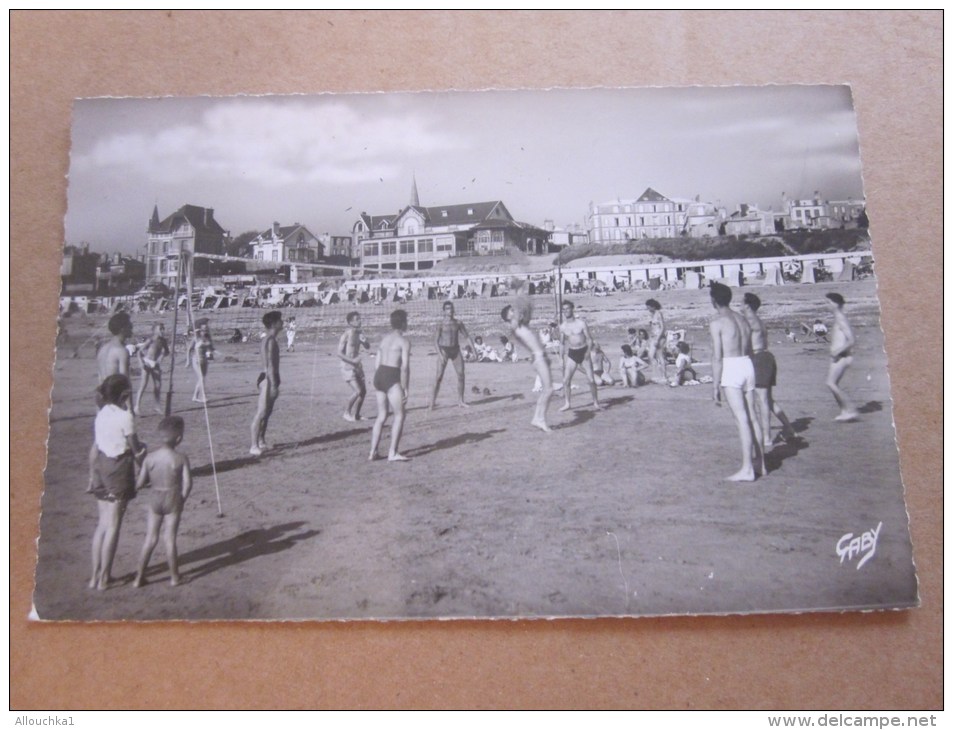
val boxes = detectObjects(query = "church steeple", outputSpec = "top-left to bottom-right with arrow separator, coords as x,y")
409,173 -> 420,208
149,204 -> 160,233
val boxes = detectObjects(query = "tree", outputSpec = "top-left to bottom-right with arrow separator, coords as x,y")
226,230 -> 259,258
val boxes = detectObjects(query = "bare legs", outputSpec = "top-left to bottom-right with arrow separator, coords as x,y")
250,383 -> 276,455
343,378 -> 366,421
192,360 -> 207,403
722,386 -> 765,482
134,509 -> 182,587
530,355 -> 553,432
370,385 -> 408,461
89,499 -> 127,590
430,354 -> 468,410
560,356 -> 601,411
827,356 -> 858,421
755,388 -> 797,447
649,338 -> 667,383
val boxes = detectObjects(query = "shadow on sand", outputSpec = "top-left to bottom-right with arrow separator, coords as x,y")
138,521 -> 320,583
405,429 -> 506,458
858,400 -> 882,414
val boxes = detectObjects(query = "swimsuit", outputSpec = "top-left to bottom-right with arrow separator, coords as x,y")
832,348 -> 853,363
750,350 -> 777,388
568,346 -> 588,365
439,345 -> 461,361
148,487 -> 183,516
720,355 -> 756,391
142,356 -> 160,373
90,450 -> 136,502
341,360 -> 365,383
373,364 -> 402,393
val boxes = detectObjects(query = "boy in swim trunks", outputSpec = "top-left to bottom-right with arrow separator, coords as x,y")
338,311 -> 370,422
133,416 -> 192,587
502,300 -> 554,433
97,312 -> 134,384
825,292 -> 858,422
134,323 -> 170,415
429,300 -> 476,410
742,293 -> 797,447
250,311 -> 282,456
370,309 -> 411,461
709,282 -> 764,481
87,374 -> 146,590
285,316 -> 297,352
558,300 -> 602,412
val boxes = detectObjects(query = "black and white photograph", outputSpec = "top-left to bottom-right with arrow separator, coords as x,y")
34,85 -> 918,621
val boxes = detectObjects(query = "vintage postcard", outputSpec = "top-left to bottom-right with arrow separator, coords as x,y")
34,85 -> 917,620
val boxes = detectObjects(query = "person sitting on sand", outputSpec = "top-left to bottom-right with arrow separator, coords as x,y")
133,415 -> 192,588
672,341 -> 698,386
500,335 -> 518,363
618,345 -> 647,387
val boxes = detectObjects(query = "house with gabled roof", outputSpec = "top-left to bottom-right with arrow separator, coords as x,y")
250,222 -> 324,265
352,179 -> 550,271
146,204 -> 228,285
587,187 -> 692,243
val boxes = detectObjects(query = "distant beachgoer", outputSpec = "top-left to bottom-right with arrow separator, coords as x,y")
285,316 -> 297,352
250,311 -> 282,456
825,293 -> 858,422
646,299 -> 667,383
742,292 -> 797,446
135,323 -> 170,415
430,301 -> 476,410
558,300 -> 601,411
618,344 -> 647,387
590,343 -> 614,386
672,341 -> 698,385
186,318 -> 215,404
338,311 -> 369,422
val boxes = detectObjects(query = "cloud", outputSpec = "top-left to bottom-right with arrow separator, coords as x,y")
73,99 -> 467,186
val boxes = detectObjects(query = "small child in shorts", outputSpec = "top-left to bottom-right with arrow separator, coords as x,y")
87,374 -> 145,590
133,416 -> 192,587
672,340 -> 698,385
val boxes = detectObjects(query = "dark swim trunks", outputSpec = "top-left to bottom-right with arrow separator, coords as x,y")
373,364 -> 402,393
568,346 -> 588,365
832,348 -> 853,363
750,350 -> 777,388
90,450 -> 136,502
439,345 -> 461,361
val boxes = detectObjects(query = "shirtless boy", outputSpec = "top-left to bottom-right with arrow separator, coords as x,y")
369,309 -> 411,461
709,282 -> 764,481
338,311 -> 370,422
250,311 -> 282,456
742,293 -> 797,447
558,300 -> 602,411
429,300 -> 476,410
502,300 -> 553,433
646,299 -> 667,383
133,416 -> 192,587
135,323 -> 170,415
825,292 -> 859,422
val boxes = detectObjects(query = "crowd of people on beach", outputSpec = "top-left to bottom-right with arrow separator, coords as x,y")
82,282 -> 859,590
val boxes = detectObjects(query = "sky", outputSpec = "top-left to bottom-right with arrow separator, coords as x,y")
65,85 -> 865,255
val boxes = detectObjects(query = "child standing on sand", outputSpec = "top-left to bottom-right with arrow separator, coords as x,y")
87,374 -> 145,590
134,416 -> 192,587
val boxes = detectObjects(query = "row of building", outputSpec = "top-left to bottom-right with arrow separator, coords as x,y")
132,179 -> 866,287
